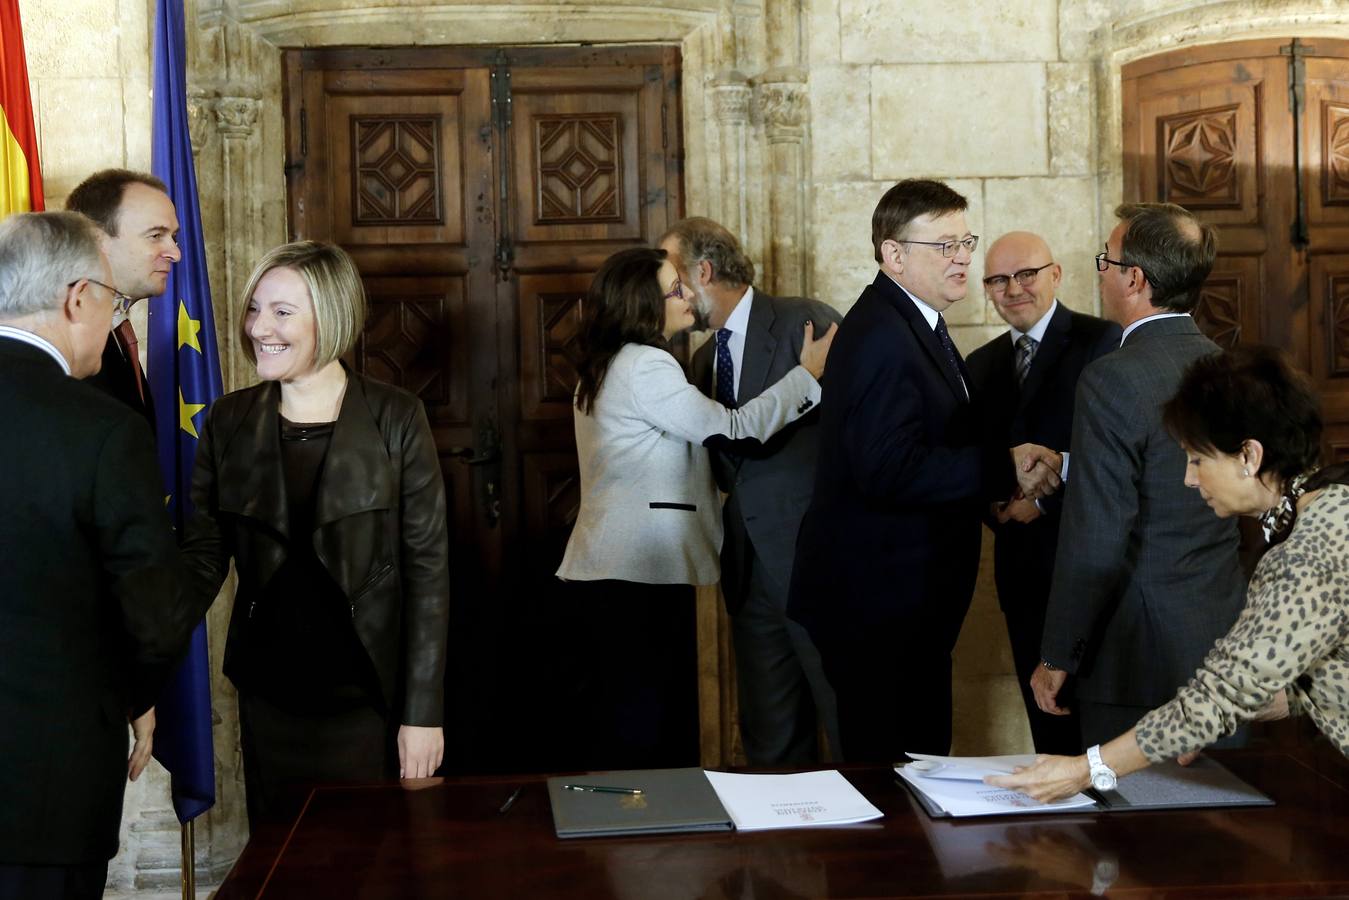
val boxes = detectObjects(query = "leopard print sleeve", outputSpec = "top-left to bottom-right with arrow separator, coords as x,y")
1135,485 -> 1349,763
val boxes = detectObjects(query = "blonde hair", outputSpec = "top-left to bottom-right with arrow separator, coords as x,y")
238,241 -> 366,370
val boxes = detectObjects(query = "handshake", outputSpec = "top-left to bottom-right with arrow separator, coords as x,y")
993,444 -> 1064,525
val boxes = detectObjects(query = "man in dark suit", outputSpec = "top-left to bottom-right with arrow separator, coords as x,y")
66,169 -> 183,430
0,212 -> 199,900
787,180 -> 1056,761
1033,203 -> 1246,754
966,231 -> 1121,755
663,217 -> 843,765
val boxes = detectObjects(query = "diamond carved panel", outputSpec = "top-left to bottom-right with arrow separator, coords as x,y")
352,116 -> 443,225
1332,275 -> 1349,377
1326,103 -> 1349,206
1159,105 -> 1240,208
535,115 -> 623,223
540,292 -> 586,403
357,297 -> 453,412
1193,276 -> 1242,349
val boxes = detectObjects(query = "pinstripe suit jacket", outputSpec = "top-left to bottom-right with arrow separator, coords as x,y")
1039,315 -> 1245,707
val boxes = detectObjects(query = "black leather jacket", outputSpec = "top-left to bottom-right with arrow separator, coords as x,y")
182,368 -> 449,726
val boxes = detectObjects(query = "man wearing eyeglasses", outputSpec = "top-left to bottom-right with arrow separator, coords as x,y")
966,231 -> 1121,755
789,179 -> 1041,760
0,212 -> 200,900
1031,203 -> 1245,751
65,169 -> 183,431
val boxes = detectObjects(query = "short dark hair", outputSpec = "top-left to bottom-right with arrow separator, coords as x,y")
65,169 -> 169,236
574,247 -> 668,414
871,179 -> 968,264
660,217 -> 754,286
1163,346 -> 1321,487
1114,202 -> 1217,313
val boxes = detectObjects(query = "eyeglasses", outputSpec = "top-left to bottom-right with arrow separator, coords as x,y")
901,235 -> 980,258
983,262 -> 1055,291
1095,252 -> 1132,274
662,278 -> 684,300
73,278 -> 134,316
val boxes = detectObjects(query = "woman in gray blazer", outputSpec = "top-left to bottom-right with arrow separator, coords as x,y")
557,246 -> 833,768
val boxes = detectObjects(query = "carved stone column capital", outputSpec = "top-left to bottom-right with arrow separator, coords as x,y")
214,96 -> 260,137
712,71 -> 752,125
755,76 -> 806,142
187,89 -> 215,155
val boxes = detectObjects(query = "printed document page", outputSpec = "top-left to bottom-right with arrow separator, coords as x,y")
896,753 -> 1097,817
703,770 -> 883,830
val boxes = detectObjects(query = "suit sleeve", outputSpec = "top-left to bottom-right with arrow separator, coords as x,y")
1037,324 -> 1122,520
1039,363 -> 1144,672
179,404 -> 234,616
92,416 -> 196,717
395,398 -> 450,727
627,349 -> 821,447
840,338 -> 982,506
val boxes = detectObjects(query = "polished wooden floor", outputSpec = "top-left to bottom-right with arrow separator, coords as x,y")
217,744 -> 1349,898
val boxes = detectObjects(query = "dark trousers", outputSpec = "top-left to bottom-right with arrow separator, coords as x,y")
238,694 -> 393,828
0,861 -> 108,900
732,546 -> 839,765
1003,601 -> 1082,755
558,580 -> 700,771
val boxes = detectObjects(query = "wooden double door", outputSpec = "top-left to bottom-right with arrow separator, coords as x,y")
1123,39 -> 1349,462
283,45 -> 683,771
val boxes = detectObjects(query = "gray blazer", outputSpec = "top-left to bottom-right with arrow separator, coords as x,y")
690,291 -> 843,609
1040,316 -> 1245,707
557,342 -> 821,586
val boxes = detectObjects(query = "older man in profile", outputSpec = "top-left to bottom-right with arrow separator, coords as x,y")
0,211 -> 200,900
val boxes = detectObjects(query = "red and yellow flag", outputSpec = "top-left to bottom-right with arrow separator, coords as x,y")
0,0 -> 43,216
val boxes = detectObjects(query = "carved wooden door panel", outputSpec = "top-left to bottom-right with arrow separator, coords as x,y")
1123,39 -> 1349,463
284,47 -> 682,771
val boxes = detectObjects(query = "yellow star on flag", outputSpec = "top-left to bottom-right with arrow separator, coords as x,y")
177,300 -> 202,353
179,389 -> 206,439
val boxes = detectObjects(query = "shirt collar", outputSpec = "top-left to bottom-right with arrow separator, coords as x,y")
882,271 -> 940,330
1009,299 -> 1059,345
720,285 -> 754,335
0,325 -> 72,375
1121,311 -> 1189,346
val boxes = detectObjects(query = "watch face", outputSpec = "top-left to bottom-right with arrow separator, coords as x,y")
1093,772 -> 1117,792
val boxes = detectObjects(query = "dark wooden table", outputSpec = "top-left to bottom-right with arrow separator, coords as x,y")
216,748 -> 1349,898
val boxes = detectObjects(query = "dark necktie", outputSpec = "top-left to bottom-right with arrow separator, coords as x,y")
933,314 -> 966,399
114,319 -> 147,404
1015,334 -> 1037,385
715,328 -> 737,407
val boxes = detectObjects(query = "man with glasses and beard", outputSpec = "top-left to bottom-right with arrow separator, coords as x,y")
966,231 -> 1120,755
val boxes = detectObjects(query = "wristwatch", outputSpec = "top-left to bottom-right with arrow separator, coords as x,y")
1086,744 -> 1118,792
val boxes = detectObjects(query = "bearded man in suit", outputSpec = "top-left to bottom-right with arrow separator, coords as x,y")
966,231 -> 1121,755
0,211 -> 201,900
1032,203 -> 1246,752
663,217 -> 843,765
65,168 -> 182,430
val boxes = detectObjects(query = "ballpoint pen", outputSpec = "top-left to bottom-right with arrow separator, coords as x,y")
498,785 -> 523,814
562,784 -> 643,795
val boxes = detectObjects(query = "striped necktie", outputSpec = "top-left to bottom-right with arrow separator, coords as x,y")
1015,334 -> 1037,386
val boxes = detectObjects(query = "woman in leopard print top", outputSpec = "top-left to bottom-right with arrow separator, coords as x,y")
989,346 -> 1349,801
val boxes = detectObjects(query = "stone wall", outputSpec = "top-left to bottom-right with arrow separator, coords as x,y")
15,0 -> 1349,889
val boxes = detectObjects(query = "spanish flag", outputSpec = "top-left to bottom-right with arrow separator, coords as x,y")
0,0 -> 43,216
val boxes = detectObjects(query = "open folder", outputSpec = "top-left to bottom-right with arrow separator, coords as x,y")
896,752 -> 1274,819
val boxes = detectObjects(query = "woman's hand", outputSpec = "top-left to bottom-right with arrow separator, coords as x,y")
984,754 -> 1091,803
799,320 -> 838,379
398,725 -> 444,779
1255,689 -> 1290,721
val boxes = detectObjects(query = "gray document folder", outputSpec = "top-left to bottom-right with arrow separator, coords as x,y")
547,768 -> 734,838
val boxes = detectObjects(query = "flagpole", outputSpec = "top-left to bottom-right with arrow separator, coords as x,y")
181,820 -> 195,900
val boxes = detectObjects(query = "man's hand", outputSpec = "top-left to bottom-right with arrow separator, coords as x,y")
996,495 -> 1042,525
398,725 -> 444,780
1011,444 -> 1063,500
799,320 -> 838,379
1031,662 -> 1071,715
128,707 -> 155,782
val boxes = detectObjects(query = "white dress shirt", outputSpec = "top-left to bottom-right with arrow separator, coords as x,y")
1121,311 -> 1189,345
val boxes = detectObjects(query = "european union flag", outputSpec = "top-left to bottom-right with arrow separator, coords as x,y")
148,0 -> 221,825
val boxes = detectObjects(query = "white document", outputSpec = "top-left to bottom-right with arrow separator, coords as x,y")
702,769 -> 883,831
896,753 -> 1097,817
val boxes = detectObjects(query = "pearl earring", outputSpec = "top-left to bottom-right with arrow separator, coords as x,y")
1242,466 -> 1251,477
